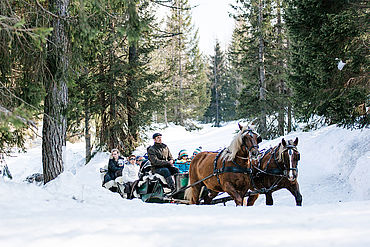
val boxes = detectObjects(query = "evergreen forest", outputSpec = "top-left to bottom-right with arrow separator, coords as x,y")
0,0 -> 368,183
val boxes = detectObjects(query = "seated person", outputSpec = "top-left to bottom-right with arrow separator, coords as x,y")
103,148 -> 125,191
191,146 -> 202,160
117,154 -> 140,197
136,155 -> 145,167
123,155 -> 140,183
147,132 -> 179,192
174,149 -> 191,173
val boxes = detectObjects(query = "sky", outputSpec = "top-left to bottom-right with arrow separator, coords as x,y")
157,0 -> 236,56
189,0 -> 235,56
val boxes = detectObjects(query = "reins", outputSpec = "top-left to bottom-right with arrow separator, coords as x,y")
169,148 -> 253,197
247,143 -> 300,196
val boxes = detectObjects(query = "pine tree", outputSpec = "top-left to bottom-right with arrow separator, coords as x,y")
68,0 -> 165,155
285,0 -> 369,128
0,0 -> 50,154
203,40 -> 238,126
231,0 -> 285,138
161,0 -> 210,126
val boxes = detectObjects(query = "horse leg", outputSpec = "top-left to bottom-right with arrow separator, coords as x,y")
246,194 -> 259,206
203,189 -> 219,205
287,183 -> 302,206
265,192 -> 273,206
223,182 -> 244,206
190,184 -> 202,205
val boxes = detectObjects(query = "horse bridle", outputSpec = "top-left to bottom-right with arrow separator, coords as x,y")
277,144 -> 300,177
240,130 -> 260,159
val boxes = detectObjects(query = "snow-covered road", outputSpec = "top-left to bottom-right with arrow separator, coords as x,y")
1,122 -> 369,246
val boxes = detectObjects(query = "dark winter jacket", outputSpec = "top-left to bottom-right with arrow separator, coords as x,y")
147,143 -> 173,168
107,156 -> 125,179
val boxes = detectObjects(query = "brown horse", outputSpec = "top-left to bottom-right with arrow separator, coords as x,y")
246,137 -> 302,206
185,124 -> 261,206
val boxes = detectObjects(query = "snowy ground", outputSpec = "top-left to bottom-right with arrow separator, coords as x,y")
1,122 -> 370,247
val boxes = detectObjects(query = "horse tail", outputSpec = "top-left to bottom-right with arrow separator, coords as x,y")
184,182 -> 193,201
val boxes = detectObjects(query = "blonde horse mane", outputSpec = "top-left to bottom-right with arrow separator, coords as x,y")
220,125 -> 255,161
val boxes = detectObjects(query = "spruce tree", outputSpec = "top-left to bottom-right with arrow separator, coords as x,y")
161,0 -> 210,126
0,0 -> 50,154
231,0 -> 289,138
68,0 -> 165,155
285,0 -> 368,128
204,40 -> 238,126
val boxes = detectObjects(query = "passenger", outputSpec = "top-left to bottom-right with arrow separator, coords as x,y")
136,155 -> 145,167
191,146 -> 202,160
174,149 -> 191,173
147,132 -> 179,192
103,148 -> 125,191
123,155 -> 140,183
119,154 -> 140,196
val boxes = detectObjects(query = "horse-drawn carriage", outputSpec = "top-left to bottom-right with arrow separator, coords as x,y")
101,124 -> 302,206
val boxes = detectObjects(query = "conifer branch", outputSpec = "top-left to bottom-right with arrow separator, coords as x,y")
35,0 -> 59,19
0,105 -> 37,129
34,0 -> 77,20
347,0 -> 370,8
150,0 -> 197,10
0,80 -> 55,124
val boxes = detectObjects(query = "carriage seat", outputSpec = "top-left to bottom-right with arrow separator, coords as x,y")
133,160 -> 172,197
100,164 -> 121,191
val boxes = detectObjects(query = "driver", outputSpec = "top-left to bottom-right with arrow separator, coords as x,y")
147,133 -> 179,192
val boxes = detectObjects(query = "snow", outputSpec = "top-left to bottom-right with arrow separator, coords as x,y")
335,58 -> 346,70
1,122 -> 370,247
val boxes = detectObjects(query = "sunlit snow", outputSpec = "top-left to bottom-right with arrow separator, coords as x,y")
1,121 -> 369,247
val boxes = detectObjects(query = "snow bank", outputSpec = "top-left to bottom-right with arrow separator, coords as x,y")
1,123 -> 370,247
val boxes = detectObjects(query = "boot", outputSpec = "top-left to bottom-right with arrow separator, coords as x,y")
165,176 -> 176,193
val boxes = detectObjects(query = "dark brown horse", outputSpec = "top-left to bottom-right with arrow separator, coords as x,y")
185,124 -> 261,206
246,137 -> 302,206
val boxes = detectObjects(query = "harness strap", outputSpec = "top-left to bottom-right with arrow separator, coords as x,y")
170,148 -> 255,198
215,163 -> 252,175
213,149 -> 226,184
253,164 -> 286,177
168,172 -> 216,197
264,149 -> 274,171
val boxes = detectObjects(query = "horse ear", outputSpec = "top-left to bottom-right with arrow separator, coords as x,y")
294,137 -> 299,146
238,123 -> 243,131
257,136 -> 262,144
282,138 -> 286,147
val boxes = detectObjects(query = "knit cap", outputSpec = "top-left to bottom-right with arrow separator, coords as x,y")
178,149 -> 188,159
193,147 -> 202,156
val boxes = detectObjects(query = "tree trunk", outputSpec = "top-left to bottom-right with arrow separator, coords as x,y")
164,92 -> 168,127
164,104 -> 168,127
258,0 -> 267,136
287,100 -> 292,133
98,89 -> 107,149
214,57 -> 220,127
42,0 -> 70,184
277,0 -> 285,136
178,2 -> 184,126
84,96 -> 91,164
287,32 -> 292,133
127,44 -> 138,150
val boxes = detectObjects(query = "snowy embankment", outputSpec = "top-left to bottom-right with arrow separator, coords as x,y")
1,122 -> 369,247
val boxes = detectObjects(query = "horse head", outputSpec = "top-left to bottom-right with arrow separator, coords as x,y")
278,137 -> 300,182
238,123 -> 261,160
